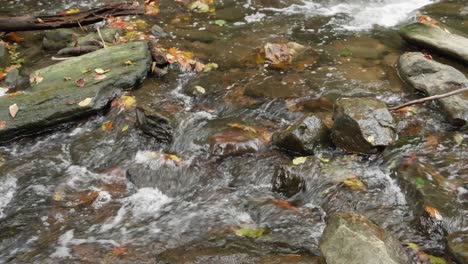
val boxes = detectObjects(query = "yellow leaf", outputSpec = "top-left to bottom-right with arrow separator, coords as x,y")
78,97 -> 93,107
124,60 -> 133,66
203,63 -> 218,72
227,123 -> 257,134
292,157 -> 307,165
102,121 -> 113,132
9,103 -> 19,118
121,125 -> 129,132
195,85 -> 206,94
120,95 -> 136,109
343,176 -> 367,191
65,8 -> 80,14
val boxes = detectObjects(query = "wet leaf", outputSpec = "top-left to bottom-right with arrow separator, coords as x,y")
261,42 -> 305,68
425,134 -> 439,148
94,68 -> 109,75
7,91 -> 24,97
29,72 -> 44,85
124,60 -> 133,66
93,74 -> 107,81
188,0 -> 211,13
112,245 -> 127,257
119,95 -> 136,109
366,135 -> 375,144
52,189 -> 65,201
75,78 -> 86,87
121,125 -> 129,132
343,176 -> 367,191
203,63 -> 218,72
64,77 -> 72,81
164,154 -> 182,163
7,32 -> 24,43
78,97 -> 92,107
319,157 -> 331,163
233,226 -> 265,238
102,121 -> 113,132
144,0 -> 160,16
424,205 -> 443,220
81,67 -> 91,74
292,156 -> 307,165
77,191 -> 99,206
9,103 -> 19,118
272,198 -> 298,211
407,242 -> 419,251
417,15 -> 439,27
214,20 -> 227,26
415,177 -> 425,188
227,123 -> 257,134
194,85 -> 206,94
427,255 -> 446,264
0,120 -> 6,130
63,8 -> 80,14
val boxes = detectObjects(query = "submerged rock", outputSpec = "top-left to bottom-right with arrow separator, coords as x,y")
209,128 -> 265,157
135,106 -> 173,144
272,114 -> 328,155
400,22 -> 468,64
320,213 -> 409,264
0,42 -> 151,142
398,52 -> 468,126
447,231 -> 468,264
42,28 -> 75,51
272,165 -> 306,198
331,97 -> 396,154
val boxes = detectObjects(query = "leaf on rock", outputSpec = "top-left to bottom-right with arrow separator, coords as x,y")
164,154 -> 182,164
417,15 -> 439,27
93,74 -> 107,81
453,133 -> 464,145
407,242 -> 420,251
81,67 -> 91,74
343,176 -> 367,191
424,205 -> 443,220
102,121 -> 113,132
94,68 -> 110,75
188,0 -> 211,13
75,78 -> 86,87
261,42 -> 305,69
292,156 -> 307,165
78,97 -> 92,107
112,245 -> 127,257
77,191 -> 99,206
233,226 -> 265,238
29,72 -> 44,85
9,103 -> 19,118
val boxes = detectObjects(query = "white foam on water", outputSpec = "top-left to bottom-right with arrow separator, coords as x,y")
0,177 -> 17,219
263,0 -> 438,30
50,230 -> 74,258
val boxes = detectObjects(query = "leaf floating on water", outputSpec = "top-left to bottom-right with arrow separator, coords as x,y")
121,125 -> 129,132
102,121 -> 113,132
188,0 -> 211,13
407,242 -> 420,251
227,123 -> 257,134
194,85 -> 206,94
164,154 -> 182,163
29,72 -> 43,85
319,157 -> 331,163
9,103 -> 19,118
233,226 -> 265,238
272,198 -> 298,211
75,78 -> 86,87
338,48 -> 353,57
292,156 -> 307,165
343,176 -> 367,191
214,20 -> 227,26
78,97 -> 92,107
0,120 -> 6,130
203,62 -> 218,72
424,205 -> 443,220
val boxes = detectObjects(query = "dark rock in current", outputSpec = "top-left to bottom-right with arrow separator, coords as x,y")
42,28 -> 75,51
135,106 -> 173,144
447,231 -> 468,264
400,22 -> 468,64
150,25 -> 168,39
0,42 -> 151,142
398,52 -> 468,126
320,212 -> 409,264
272,165 -> 306,197
209,128 -> 265,157
272,114 -> 328,155
331,97 -> 396,154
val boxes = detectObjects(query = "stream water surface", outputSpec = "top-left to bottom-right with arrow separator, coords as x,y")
0,0 -> 467,263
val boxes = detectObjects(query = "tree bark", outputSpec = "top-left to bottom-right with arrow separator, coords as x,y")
0,2 -> 144,32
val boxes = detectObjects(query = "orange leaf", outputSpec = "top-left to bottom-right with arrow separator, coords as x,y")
112,245 -> 127,257
168,47 -> 179,56
7,32 -> 24,43
424,206 -> 443,220
272,198 -> 298,211
102,121 -> 113,132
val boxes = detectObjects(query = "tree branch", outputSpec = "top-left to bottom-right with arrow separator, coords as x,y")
390,87 -> 468,110
0,2 -> 144,32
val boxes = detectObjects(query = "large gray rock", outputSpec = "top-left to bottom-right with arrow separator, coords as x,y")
398,52 -> 468,126
331,97 -> 396,154
272,114 -> 328,155
400,22 -> 468,64
135,106 -> 173,144
0,42 -> 151,142
447,231 -> 468,264
320,213 -> 409,264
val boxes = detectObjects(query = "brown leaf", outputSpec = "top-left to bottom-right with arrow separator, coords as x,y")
93,74 -> 107,81
272,198 -> 298,211
102,120 -> 113,132
112,245 -> 127,257
77,191 -> 99,207
75,78 -> 86,87
424,205 -> 443,220
9,103 -> 19,118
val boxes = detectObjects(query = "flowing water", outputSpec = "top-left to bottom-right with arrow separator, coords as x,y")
0,0 -> 467,263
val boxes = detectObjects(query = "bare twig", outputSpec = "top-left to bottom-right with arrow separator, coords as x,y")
390,87 -> 468,110
96,26 -> 107,49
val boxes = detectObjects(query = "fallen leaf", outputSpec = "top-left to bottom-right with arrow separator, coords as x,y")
453,133 -> 464,145
417,15 -> 439,27
121,124 -> 129,132
0,120 -> 6,130
64,77 -> 72,81
93,74 -> 107,81
319,157 -> 331,163
94,68 -> 105,74
194,85 -> 206,94
63,8 -> 80,14
366,135 -> 375,144
415,177 -> 425,188
272,198 -> 298,211
407,242 -> 419,251
214,20 -> 227,26
9,103 -> 19,118
102,121 -> 113,132
29,72 -> 44,85
124,60 -> 133,66
227,123 -> 257,134
144,0 -> 160,16
164,154 -> 182,163
343,176 -> 367,191
188,0 -> 211,13
81,67 -> 91,74
119,95 -> 136,109
77,191 -> 99,206
203,62 -> 218,72
424,205 -> 443,220
75,78 -> 86,87
112,245 -> 127,257
7,32 -> 24,43
425,134 -> 439,148
233,226 -> 265,238
78,97 -> 92,107
292,156 -> 307,165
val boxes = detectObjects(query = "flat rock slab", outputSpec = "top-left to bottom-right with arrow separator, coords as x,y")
320,213 -> 409,264
0,41 -> 151,142
398,52 -> 468,126
400,22 -> 468,64
331,97 -> 396,154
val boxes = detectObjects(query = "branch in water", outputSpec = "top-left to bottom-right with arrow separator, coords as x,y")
390,87 -> 468,111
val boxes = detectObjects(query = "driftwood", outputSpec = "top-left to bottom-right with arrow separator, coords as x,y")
390,87 -> 468,110
0,2 -> 144,32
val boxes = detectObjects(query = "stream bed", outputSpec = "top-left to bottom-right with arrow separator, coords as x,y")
0,0 -> 467,263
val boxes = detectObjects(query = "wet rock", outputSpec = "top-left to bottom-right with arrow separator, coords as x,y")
42,29 -> 75,51
398,52 -> 468,125
447,231 -> 468,264
0,42 -> 151,142
135,106 -> 173,144
272,114 -> 328,155
400,22 -> 468,64
331,97 -> 396,154
209,128 -> 265,157
320,212 -> 409,264
272,165 -> 305,197
150,25 -> 168,39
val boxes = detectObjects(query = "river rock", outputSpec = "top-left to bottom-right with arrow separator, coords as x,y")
0,43 -> 7,66
320,213 -> 409,264
150,25 -> 168,39
272,165 -> 305,197
331,97 -> 396,154
42,28 -> 75,51
400,22 -> 468,64
209,128 -> 265,157
135,106 -> 173,144
398,52 -> 468,126
272,114 -> 328,155
0,42 -> 151,142
447,231 -> 468,264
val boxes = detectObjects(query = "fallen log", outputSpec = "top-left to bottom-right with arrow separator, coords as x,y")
0,2 -> 144,32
